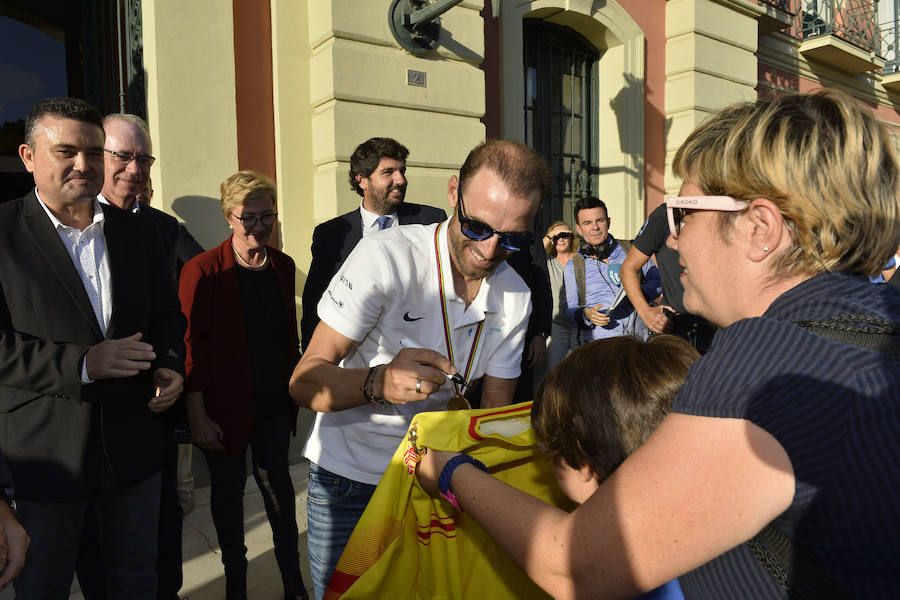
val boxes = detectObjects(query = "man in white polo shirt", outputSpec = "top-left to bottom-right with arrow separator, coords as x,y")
290,139 -> 550,599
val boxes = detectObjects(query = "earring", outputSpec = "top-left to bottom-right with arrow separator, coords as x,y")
762,246 -> 769,252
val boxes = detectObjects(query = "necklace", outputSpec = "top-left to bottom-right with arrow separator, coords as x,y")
433,223 -> 484,410
232,244 -> 268,269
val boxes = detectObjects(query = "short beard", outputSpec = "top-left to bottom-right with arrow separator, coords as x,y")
367,187 -> 405,215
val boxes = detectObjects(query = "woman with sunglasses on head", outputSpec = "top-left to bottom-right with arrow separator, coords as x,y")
418,90 -> 900,598
179,170 -> 308,599
543,222 -> 578,369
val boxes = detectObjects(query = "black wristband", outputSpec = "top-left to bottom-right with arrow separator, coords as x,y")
361,365 -> 390,407
438,454 -> 488,511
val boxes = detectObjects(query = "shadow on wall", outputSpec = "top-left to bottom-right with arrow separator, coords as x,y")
172,195 -> 231,251
610,71 -> 672,208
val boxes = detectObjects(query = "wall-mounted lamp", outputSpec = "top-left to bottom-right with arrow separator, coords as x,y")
388,0 -> 464,55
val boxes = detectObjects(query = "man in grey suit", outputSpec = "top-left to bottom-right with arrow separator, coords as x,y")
300,137 -> 446,350
1,97 -> 185,599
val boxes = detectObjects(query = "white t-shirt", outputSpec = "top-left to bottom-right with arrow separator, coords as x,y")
302,220 -> 532,484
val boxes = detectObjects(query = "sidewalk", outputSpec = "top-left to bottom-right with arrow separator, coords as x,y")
177,460 -> 314,600
51,408 -> 319,600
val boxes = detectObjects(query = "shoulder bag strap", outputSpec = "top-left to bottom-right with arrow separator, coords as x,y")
748,313 -> 899,599
573,253 -> 586,308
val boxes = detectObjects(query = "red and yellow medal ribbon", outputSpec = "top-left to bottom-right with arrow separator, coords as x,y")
433,223 -> 484,397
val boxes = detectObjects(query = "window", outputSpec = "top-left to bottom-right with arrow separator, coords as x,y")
523,20 -> 599,235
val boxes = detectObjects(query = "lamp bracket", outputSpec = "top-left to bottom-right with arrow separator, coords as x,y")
389,0 -> 464,55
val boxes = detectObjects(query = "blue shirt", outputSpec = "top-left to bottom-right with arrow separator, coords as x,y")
563,241 -> 661,342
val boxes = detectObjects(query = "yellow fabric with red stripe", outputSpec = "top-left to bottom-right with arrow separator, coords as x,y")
324,402 -> 574,600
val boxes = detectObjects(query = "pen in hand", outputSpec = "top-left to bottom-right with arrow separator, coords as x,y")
400,337 -> 468,389
443,370 -> 469,390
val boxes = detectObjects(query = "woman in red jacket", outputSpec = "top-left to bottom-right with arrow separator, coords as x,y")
179,170 -> 306,600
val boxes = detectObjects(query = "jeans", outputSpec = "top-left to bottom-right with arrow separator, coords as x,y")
306,463 -> 376,600
547,322 -> 578,370
204,412 -> 304,600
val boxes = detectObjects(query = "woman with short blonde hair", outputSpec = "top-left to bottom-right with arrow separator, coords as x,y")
180,170 -> 307,599
417,90 -> 900,598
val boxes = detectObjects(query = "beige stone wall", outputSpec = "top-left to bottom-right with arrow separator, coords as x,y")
664,0 -> 758,194
304,0 -> 487,259
142,0 -> 239,251
272,0 -> 315,278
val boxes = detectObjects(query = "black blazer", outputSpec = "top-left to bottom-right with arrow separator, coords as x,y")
0,192 -> 186,501
138,203 -> 205,280
300,202 -> 446,349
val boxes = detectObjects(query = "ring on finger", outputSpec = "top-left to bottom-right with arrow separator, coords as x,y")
416,378 -> 422,393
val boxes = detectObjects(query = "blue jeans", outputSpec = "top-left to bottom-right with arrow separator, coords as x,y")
306,463 -> 376,600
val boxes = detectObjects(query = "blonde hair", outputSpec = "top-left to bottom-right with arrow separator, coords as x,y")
674,90 -> 900,277
220,170 -> 276,219
544,221 -> 571,256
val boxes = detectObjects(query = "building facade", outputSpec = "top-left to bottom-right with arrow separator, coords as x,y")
2,0 -> 898,316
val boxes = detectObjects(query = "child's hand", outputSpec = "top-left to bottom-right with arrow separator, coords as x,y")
416,449 -> 461,495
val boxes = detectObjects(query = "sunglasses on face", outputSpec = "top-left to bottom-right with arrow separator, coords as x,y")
550,232 -> 574,243
665,195 -> 748,238
456,187 -> 534,252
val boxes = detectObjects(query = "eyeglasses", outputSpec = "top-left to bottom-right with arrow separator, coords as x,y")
104,149 -> 156,167
550,232 -> 574,243
232,212 -> 278,228
456,187 -> 534,252
665,195 -> 748,238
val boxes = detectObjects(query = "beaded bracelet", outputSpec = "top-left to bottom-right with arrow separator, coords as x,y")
438,454 -> 488,511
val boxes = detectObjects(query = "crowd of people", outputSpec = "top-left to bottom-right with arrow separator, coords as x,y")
0,87 -> 897,600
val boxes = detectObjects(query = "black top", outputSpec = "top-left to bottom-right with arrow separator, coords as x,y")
673,272 -> 900,598
236,263 -> 292,418
632,203 -> 686,314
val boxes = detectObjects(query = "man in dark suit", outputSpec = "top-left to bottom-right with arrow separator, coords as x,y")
75,113 -> 202,600
98,114 -> 204,280
300,137 -> 446,350
1,97 -> 185,598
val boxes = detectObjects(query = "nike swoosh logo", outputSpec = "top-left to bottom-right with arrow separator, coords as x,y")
403,312 -> 424,322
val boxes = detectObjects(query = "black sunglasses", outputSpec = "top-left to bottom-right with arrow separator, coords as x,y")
551,232 -> 574,243
456,187 -> 534,252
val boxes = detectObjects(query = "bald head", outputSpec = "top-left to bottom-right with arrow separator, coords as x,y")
102,114 -> 154,211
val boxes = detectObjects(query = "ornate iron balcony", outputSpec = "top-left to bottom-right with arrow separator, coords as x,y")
792,0 -> 880,54
881,20 -> 900,73
759,0 -> 791,12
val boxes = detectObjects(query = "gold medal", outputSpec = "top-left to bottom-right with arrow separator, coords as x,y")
447,394 -> 471,411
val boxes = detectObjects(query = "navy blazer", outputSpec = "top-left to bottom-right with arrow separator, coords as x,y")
0,192 -> 186,501
300,202 -> 446,350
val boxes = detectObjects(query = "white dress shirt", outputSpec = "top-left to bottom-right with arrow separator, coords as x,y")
36,191 -> 112,381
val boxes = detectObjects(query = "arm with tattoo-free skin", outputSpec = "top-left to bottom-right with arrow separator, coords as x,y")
290,322 -> 456,412
621,246 -> 672,335
417,413 -> 795,600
